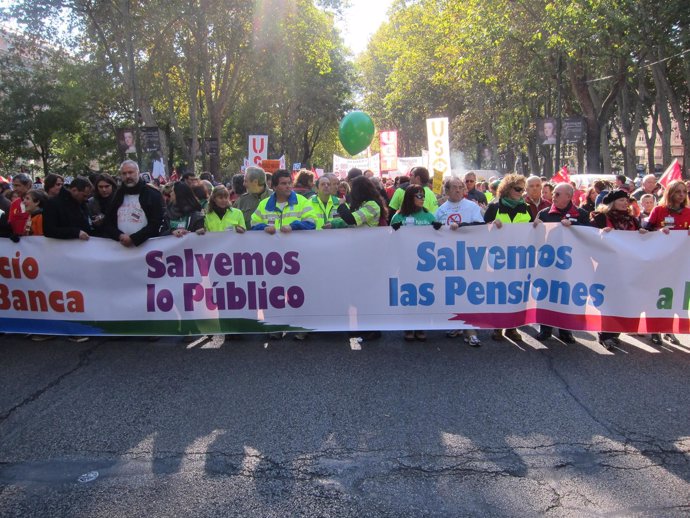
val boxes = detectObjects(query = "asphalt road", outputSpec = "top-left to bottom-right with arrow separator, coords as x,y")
1,328 -> 689,517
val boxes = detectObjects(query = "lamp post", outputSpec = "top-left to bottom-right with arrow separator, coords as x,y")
555,53 -> 562,172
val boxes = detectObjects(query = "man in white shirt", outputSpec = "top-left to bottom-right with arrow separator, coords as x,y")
435,177 -> 485,347
435,177 -> 484,228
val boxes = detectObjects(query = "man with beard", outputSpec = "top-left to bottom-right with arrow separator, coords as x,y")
104,160 -> 164,247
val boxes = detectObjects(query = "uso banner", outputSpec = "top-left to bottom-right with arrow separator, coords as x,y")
1,225 -> 690,336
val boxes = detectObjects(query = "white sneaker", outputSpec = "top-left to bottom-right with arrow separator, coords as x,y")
30,335 -> 55,342
68,336 -> 90,343
468,335 -> 481,347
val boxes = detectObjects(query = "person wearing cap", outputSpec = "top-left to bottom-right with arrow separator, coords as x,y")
533,183 -> 590,344
591,189 -> 650,350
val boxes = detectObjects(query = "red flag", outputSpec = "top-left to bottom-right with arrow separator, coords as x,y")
658,159 -> 682,188
552,165 -> 570,184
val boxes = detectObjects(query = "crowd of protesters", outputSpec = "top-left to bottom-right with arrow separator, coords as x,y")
1,161 -> 688,350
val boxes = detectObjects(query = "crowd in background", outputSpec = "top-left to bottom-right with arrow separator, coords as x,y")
1,162 -> 688,349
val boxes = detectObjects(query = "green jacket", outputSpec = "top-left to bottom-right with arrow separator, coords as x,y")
233,187 -> 273,229
310,194 -> 341,229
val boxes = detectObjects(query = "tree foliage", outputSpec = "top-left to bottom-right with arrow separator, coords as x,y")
359,0 -> 690,176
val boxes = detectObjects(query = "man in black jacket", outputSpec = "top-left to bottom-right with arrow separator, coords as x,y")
104,160 -> 165,247
533,183 -> 590,343
43,177 -> 94,240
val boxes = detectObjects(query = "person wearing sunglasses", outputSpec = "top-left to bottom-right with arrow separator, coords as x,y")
390,185 -> 440,342
390,185 -> 438,229
483,174 -> 533,343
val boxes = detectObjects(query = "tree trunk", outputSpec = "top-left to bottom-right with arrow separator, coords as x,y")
576,141 -> 585,174
657,89 -> 673,166
643,106 -> 658,173
567,55 -> 626,175
652,59 -> 690,177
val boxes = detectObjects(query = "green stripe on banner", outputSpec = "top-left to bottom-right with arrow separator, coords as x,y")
90,318 -> 310,335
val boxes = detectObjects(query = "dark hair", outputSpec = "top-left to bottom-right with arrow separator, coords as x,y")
616,174 -> 627,184
44,173 -> 64,192
192,185 -> 208,201
346,168 -> 363,182
181,172 -> 197,182
399,185 -> 426,216
295,170 -> 315,188
410,167 -> 430,186
199,172 -> 213,181
25,189 -> 48,208
69,176 -> 93,192
271,169 -> 291,188
12,173 -> 32,186
593,180 -> 607,193
350,176 -> 387,219
231,173 -> 246,195
94,174 -> 117,190
315,176 -> 331,188
173,181 -> 202,213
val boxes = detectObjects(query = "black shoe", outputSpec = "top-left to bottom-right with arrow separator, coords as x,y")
362,331 -> 382,342
599,338 -> 616,351
535,331 -> 552,341
558,331 -> 575,344
663,333 -> 680,345
651,334 -> 662,345
504,328 -> 523,342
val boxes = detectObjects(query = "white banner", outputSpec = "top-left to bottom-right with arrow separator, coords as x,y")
426,118 -> 450,181
332,154 -> 380,176
379,131 -> 398,172
2,225 -> 690,336
248,135 -> 268,166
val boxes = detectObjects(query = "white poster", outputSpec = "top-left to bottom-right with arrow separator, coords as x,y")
248,135 -> 268,166
332,154 -> 380,176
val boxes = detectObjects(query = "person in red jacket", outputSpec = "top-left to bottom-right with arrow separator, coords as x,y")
8,173 -> 33,235
644,180 -> 690,232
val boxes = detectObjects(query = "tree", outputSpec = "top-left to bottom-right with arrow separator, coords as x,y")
0,45 -> 84,176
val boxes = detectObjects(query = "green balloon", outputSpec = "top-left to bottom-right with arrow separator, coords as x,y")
339,111 -> 375,155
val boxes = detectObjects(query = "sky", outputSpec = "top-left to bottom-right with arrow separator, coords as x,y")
340,0 -> 393,56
